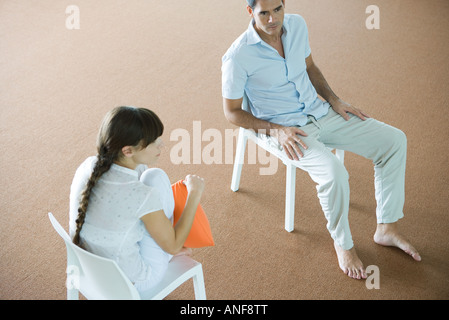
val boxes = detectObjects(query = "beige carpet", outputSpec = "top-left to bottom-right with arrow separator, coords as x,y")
1,0 -> 448,300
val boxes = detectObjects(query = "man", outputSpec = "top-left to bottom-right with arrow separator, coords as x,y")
222,0 -> 421,279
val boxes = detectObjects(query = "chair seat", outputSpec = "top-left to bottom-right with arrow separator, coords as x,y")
242,128 -> 303,166
244,126 -> 344,166
139,255 -> 204,300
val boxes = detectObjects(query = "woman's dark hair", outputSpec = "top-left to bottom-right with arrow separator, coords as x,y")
73,106 -> 164,246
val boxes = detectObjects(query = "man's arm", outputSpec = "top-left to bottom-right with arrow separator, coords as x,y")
306,54 -> 369,121
223,97 -> 308,160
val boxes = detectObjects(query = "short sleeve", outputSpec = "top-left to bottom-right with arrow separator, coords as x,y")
137,186 -> 164,219
221,53 -> 247,100
135,164 -> 149,178
297,14 -> 312,58
304,21 -> 311,58
289,14 -> 312,58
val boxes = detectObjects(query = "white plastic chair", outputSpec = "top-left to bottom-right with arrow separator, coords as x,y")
231,94 -> 345,232
48,212 -> 206,300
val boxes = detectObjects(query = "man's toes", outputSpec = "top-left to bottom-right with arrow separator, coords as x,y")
361,269 -> 368,279
411,251 -> 421,261
403,245 -> 421,261
348,268 -> 358,279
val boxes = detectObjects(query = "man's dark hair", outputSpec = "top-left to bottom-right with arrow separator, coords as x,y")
246,0 -> 256,8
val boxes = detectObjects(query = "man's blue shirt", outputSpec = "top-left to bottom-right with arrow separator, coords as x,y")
222,14 -> 329,127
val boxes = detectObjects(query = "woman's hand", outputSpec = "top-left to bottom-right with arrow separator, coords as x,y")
184,174 -> 205,196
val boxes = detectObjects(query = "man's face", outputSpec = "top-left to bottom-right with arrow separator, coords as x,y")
248,0 -> 285,37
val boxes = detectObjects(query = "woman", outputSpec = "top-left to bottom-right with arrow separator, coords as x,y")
69,106 -> 205,292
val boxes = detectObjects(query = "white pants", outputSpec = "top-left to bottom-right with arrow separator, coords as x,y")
135,168 -> 175,292
269,106 -> 407,250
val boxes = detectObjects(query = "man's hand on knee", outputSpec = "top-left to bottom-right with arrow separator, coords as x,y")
270,126 -> 308,161
330,99 -> 370,121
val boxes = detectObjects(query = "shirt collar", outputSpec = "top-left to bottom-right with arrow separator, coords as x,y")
246,19 -> 261,45
246,17 -> 288,46
111,163 -> 139,179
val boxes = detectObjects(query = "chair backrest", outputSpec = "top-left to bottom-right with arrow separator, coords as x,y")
48,212 -> 141,300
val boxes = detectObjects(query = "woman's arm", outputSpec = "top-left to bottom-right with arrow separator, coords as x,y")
140,175 -> 204,255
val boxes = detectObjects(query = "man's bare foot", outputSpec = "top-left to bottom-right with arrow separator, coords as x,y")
334,242 -> 367,279
374,223 -> 421,261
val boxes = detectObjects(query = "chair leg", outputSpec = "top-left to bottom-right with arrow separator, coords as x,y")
192,266 -> 207,300
66,264 -> 80,300
67,287 -> 79,300
231,127 -> 248,192
285,164 -> 296,232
